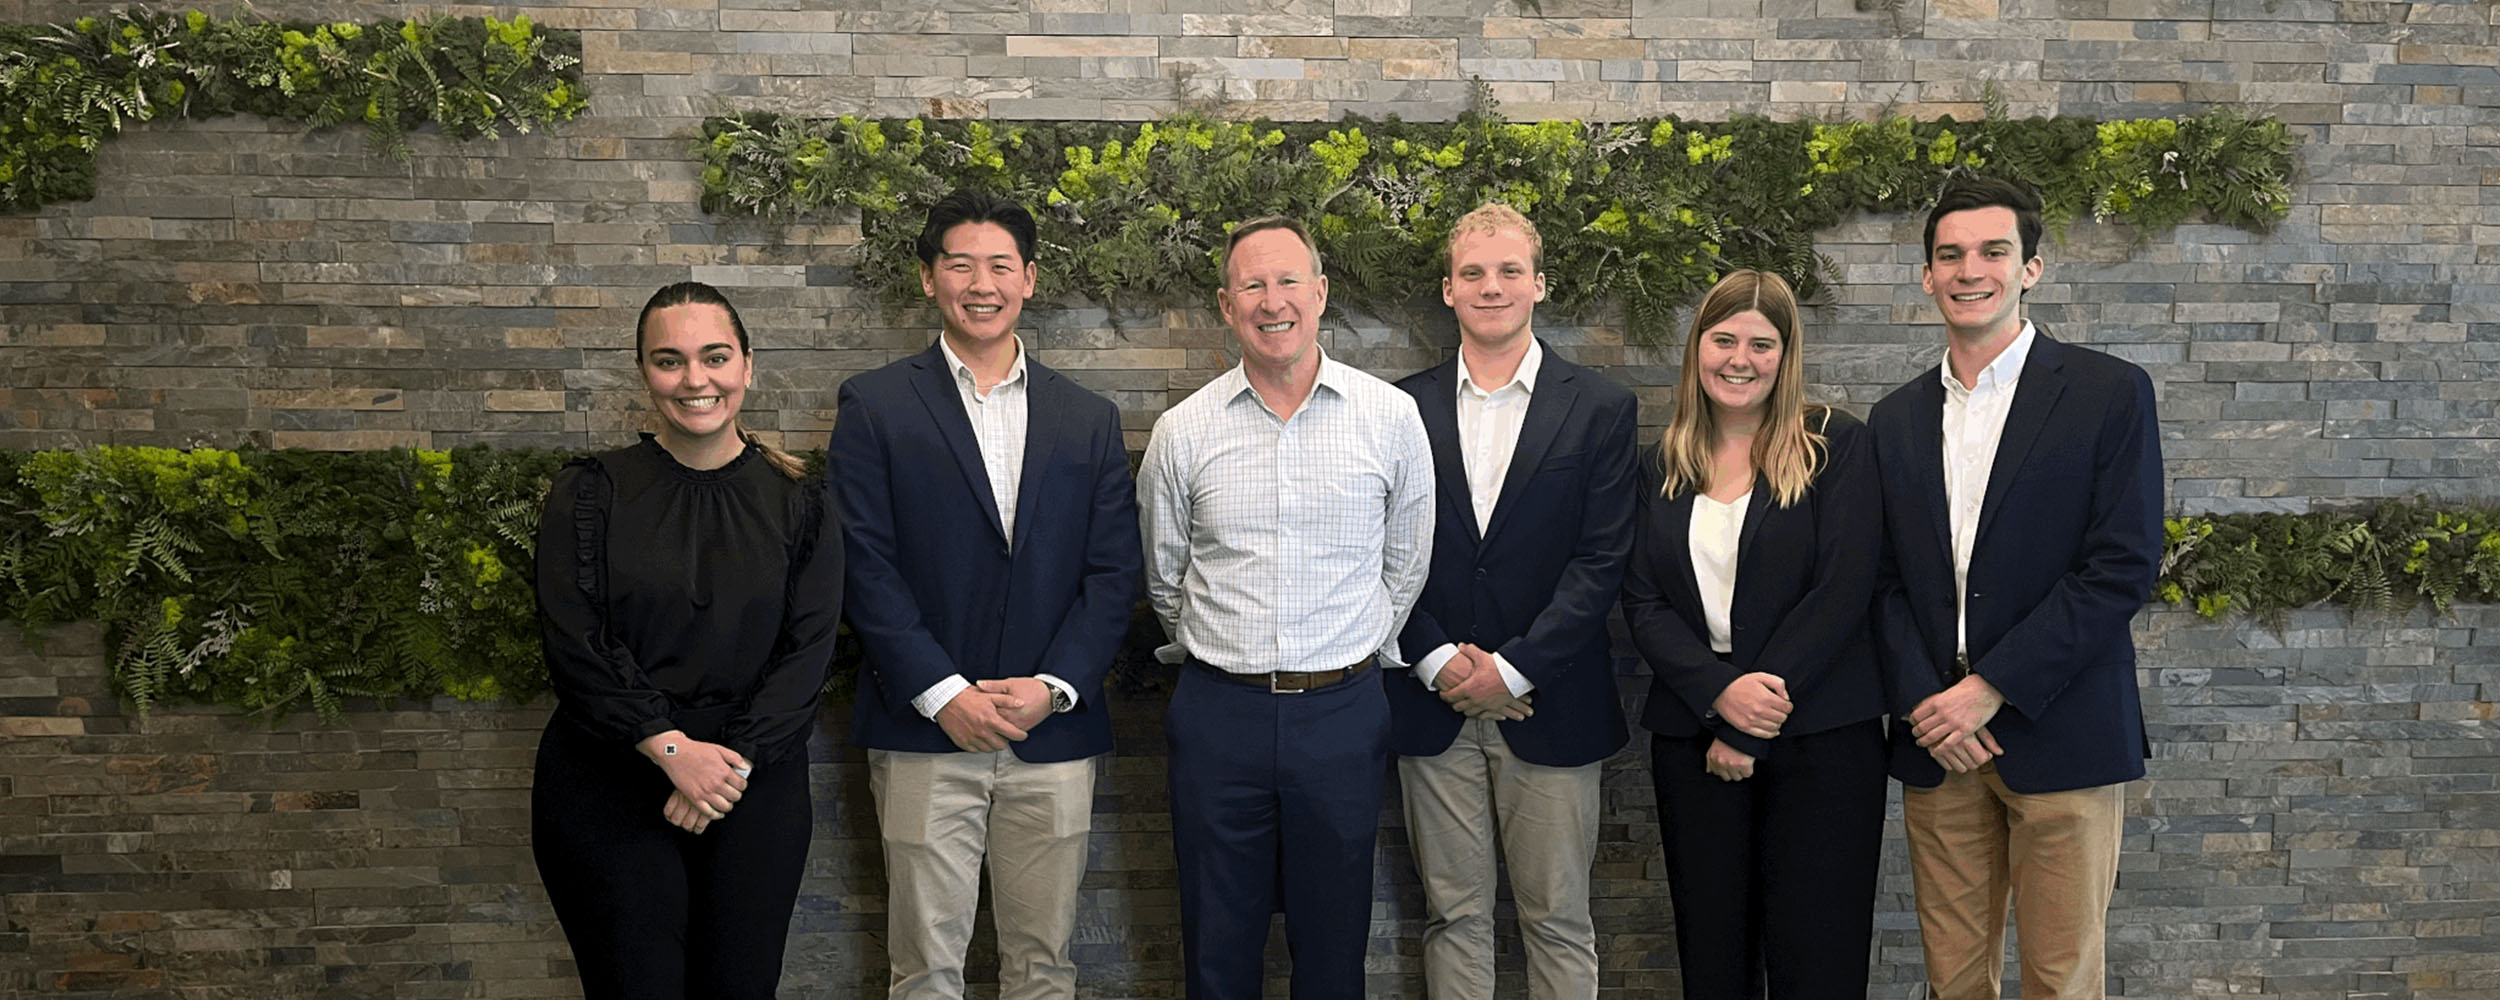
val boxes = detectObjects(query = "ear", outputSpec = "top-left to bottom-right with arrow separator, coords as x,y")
1441,276 -> 1456,309
919,263 -> 937,299
1533,271 -> 1549,302
1919,262 -> 1935,298
2020,255 -> 2042,290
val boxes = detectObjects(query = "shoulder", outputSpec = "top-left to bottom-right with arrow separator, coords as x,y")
1030,362 -> 1120,419
1550,355 -> 1637,410
2042,337 -> 2154,394
1813,404 -> 1868,439
1868,369 -> 1935,428
840,353 -> 929,399
1391,358 -> 1448,397
1323,360 -> 1421,418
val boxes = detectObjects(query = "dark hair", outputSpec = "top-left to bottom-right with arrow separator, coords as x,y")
1923,175 -> 2044,265
915,189 -> 1037,267
634,281 -> 805,480
1219,216 -> 1324,286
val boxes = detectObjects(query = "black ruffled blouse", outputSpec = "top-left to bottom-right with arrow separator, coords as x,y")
534,434 -> 844,766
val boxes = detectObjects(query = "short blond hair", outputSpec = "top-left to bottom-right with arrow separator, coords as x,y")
1446,202 -> 1543,272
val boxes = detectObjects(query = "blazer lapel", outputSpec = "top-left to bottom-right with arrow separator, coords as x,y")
1006,366 -> 1065,556
1414,362 -> 1480,547
1913,371 -> 1954,568
1664,490 -> 1707,617
1973,333 -> 2068,549
1480,361 -> 1577,544
906,347 -> 1006,543
1734,473 -> 1774,574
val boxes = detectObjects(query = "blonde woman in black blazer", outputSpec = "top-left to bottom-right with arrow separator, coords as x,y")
1620,270 -> 1887,999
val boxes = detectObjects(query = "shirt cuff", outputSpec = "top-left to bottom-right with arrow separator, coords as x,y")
1492,652 -> 1533,697
1034,673 -> 1078,713
1414,644 -> 1460,689
1154,641 -> 1186,665
911,674 -> 972,720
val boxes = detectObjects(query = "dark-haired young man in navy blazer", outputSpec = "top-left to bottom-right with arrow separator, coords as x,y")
1869,175 -> 2165,1000
1390,202 -> 1637,1000
827,190 -> 1140,1000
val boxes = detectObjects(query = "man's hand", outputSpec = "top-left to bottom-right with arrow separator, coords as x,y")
978,677 -> 1053,733
1704,739 -> 1756,782
935,686 -> 1031,753
1909,674 -> 2007,751
638,730 -> 749,821
1438,644 -> 1532,721
1711,673 -> 1792,740
1928,725 -> 2003,773
663,789 -> 712,834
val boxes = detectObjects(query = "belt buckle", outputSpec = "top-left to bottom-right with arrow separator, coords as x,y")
1269,671 -> 1303,694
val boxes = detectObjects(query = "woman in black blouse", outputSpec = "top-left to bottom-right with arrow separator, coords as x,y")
1620,270 -> 1886,999
531,281 -> 843,998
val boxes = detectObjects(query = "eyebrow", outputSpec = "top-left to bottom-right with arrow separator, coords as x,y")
645,343 -> 738,355
938,250 -> 1021,263
1940,238 -> 2017,252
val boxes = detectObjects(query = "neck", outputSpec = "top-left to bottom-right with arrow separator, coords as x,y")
1459,330 -> 1531,389
944,331 -> 1019,389
1243,351 -> 1321,421
658,425 -> 747,470
1945,318 -> 2023,388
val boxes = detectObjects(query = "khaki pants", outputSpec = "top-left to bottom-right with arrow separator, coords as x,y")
867,749 -> 1096,1000
1399,717 -> 1603,1000
1902,764 -> 2124,1000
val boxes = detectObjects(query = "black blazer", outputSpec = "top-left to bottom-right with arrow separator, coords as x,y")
1389,345 -> 1638,769
826,344 -> 1141,763
1621,409 -> 1884,760
1868,330 -> 2163,793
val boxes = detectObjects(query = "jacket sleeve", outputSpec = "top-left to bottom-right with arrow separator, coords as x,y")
1619,454 -> 1747,738
1971,365 -> 2165,719
825,381 -> 961,716
1745,414 -> 1882,710
1871,409 -> 1948,718
1495,390 -> 1639,690
1028,400 -> 1144,707
535,459 -> 675,747
720,480 -> 845,766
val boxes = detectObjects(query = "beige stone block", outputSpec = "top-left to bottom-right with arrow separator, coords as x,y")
1381,58 -> 1458,80
1005,35 -> 1158,58
583,33 -> 692,75
306,327 -> 418,349
0,717 -> 84,737
1486,17 -> 1634,38
1770,80 -> 1847,103
1929,0 -> 1999,18
1348,38 -> 1457,62
1241,37 -> 1348,60
2067,20 -> 2135,40
1536,38 -> 1647,60
484,391 -> 567,413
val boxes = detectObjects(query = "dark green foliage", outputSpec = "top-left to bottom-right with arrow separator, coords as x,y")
696,99 -> 2297,347
1,7 -> 587,211
2158,501 -> 2500,624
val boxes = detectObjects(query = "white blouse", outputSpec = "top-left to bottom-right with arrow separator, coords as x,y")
1688,492 -> 1750,655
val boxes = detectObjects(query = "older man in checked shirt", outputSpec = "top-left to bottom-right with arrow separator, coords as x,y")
1138,216 -> 1434,1000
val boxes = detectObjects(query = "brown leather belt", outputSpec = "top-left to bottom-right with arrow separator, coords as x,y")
1189,656 -> 1373,694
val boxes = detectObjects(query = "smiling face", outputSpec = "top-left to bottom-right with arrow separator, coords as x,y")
1218,226 -> 1329,378
1922,204 -> 2042,343
1694,309 -> 1783,421
1443,226 -> 1546,349
639,302 -> 750,444
920,220 -> 1035,352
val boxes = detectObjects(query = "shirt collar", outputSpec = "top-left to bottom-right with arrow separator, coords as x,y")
938,334 -> 1027,392
1940,320 -> 2036,396
1225,349 -> 1346,409
1457,338 -> 1542,400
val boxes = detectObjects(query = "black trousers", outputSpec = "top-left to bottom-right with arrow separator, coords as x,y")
1650,719 -> 1887,1000
531,714 -> 812,1000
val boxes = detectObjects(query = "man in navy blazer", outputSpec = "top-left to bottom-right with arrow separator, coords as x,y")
826,190 -> 1140,1000
1868,176 -> 2164,1000
1391,203 -> 1637,1000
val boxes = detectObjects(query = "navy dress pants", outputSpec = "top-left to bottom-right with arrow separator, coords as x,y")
1166,662 -> 1391,1000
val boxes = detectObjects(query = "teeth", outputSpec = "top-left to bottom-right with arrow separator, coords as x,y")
679,397 -> 722,410
1951,292 -> 1990,301
965,305 -> 1000,314
1720,375 -> 1755,384
1257,322 -> 1293,333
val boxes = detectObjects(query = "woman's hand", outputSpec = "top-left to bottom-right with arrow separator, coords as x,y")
1704,739 -> 1756,782
638,730 -> 750,821
1711,672 -> 1793,739
663,789 -> 711,834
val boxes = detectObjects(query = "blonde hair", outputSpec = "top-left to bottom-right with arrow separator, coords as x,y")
1657,270 -> 1828,508
1446,202 -> 1542,271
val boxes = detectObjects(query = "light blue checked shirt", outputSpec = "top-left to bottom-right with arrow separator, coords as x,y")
1138,353 -> 1435,674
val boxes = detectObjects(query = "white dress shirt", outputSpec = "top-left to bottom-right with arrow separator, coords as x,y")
909,335 -> 1076,719
1138,353 -> 1435,673
1689,490 -> 1749,655
1941,320 -> 2037,658
1411,341 -> 1540,697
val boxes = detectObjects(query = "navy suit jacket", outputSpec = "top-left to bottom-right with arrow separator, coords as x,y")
1389,345 -> 1637,769
1868,330 -> 2164,793
1621,410 -> 1885,760
826,344 -> 1141,763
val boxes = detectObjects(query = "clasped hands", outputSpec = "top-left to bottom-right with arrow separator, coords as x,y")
640,730 -> 751,836
1434,644 -> 1533,721
936,676 -> 1053,754
1908,674 -> 2007,773
1703,672 -> 1790,782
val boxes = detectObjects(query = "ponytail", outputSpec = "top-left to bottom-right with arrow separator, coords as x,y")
737,425 -> 808,480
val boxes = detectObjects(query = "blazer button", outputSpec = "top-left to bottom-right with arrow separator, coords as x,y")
1475,568 -> 1487,579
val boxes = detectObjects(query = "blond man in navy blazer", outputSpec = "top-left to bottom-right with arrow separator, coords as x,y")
1869,176 -> 2164,1000
1389,203 -> 1638,1000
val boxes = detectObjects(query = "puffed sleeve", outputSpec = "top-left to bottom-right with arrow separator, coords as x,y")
536,459 -> 676,746
719,478 -> 845,767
